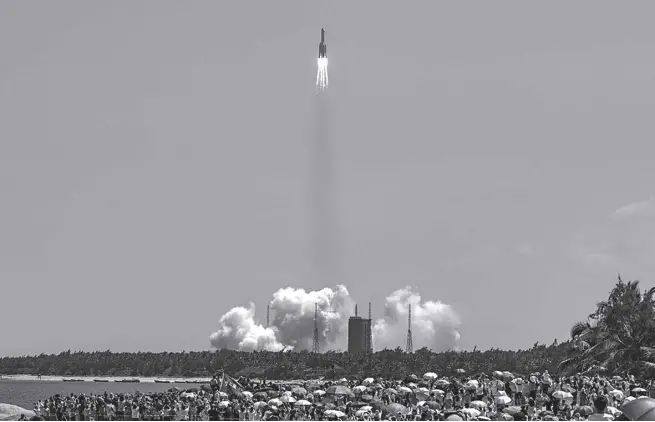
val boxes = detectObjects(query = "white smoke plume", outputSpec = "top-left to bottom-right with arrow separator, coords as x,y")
208,304 -> 284,352
210,285 -> 461,352
373,287 -> 461,352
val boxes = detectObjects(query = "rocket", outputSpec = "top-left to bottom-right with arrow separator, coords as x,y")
318,28 -> 327,58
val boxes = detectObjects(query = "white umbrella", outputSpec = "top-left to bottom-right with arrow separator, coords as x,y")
268,398 -> 282,406
363,378 -> 375,385
435,379 -> 450,387
313,390 -> 326,396
462,408 -> 481,418
398,386 -> 412,394
353,385 -> 367,394
471,400 -> 487,409
416,387 -> 429,394
606,406 -> 622,417
242,391 -> 253,398
355,409 -> 370,417
610,390 -> 625,400
218,401 -> 231,408
360,406 -> 373,412
295,400 -> 312,407
253,401 -> 267,410
280,395 -> 296,403
423,372 -> 438,380
466,380 -> 479,389
495,396 -> 512,406
552,391 -> 573,401
431,389 -> 445,396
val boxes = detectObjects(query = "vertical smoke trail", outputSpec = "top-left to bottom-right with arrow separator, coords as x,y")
310,61 -> 338,287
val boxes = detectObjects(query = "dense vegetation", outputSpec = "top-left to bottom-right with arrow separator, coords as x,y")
559,276 -> 655,377
0,344 -> 570,380
1,276 -> 652,380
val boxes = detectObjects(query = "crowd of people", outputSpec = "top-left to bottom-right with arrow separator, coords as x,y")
25,370 -> 655,421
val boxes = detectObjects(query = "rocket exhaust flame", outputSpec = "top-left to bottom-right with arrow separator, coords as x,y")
317,58 -> 328,92
316,28 -> 328,92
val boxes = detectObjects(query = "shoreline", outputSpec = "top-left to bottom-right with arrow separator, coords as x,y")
0,375 -> 211,383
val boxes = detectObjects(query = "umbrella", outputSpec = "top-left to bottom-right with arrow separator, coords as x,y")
423,401 -> 440,410
352,386 -> 367,394
619,398 -> 655,421
423,372 -> 438,380
363,378 -> 375,385
574,405 -> 594,417
253,401 -> 267,410
606,406 -> 621,417
495,396 -> 512,406
610,389 -> 625,400
398,386 -> 412,394
217,401 -> 231,408
552,390 -> 573,401
624,396 -> 637,405
326,385 -> 352,396
456,368 -> 466,374
435,379 -> 450,387
471,400 -> 487,409
384,388 -> 398,395
431,389 -> 445,396
461,408 -> 481,418
280,395 -> 296,404
313,390 -> 326,396
268,398 -> 282,406
466,380 -> 479,389
633,387 -> 648,393
384,403 -> 410,416
360,406 -> 373,412
294,400 -> 312,407
324,409 -> 346,418
503,406 -> 522,416
292,387 -> 307,396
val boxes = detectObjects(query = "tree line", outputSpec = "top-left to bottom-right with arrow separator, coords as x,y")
1,276 -> 652,380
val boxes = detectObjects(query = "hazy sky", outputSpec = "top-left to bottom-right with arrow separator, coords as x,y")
2,1 -> 655,356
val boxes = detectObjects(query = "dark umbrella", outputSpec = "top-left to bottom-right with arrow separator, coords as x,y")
253,392 -> 268,401
574,406 -> 594,417
422,401 -> 440,410
620,397 -> 655,421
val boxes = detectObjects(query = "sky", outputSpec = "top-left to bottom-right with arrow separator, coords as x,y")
2,1 -> 655,356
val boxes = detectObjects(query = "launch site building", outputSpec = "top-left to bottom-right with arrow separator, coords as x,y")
348,304 -> 372,354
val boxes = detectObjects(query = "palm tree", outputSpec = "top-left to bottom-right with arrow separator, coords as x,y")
560,278 -> 655,376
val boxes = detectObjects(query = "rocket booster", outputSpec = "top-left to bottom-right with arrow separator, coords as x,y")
318,28 -> 327,58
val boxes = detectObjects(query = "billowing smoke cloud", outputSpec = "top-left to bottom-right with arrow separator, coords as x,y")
209,304 -> 284,352
372,287 -> 461,352
209,285 -> 461,352
210,285 -> 353,352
